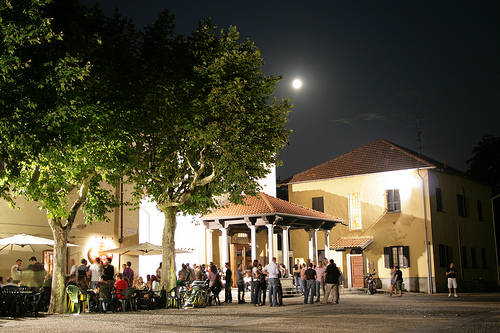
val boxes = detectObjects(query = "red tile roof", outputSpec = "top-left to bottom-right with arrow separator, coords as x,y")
330,237 -> 374,250
202,192 -> 342,222
283,139 -> 441,184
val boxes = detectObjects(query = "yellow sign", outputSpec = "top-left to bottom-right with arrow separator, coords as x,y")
349,193 -> 362,230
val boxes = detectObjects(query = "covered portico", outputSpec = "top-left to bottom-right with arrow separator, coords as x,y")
201,193 -> 344,272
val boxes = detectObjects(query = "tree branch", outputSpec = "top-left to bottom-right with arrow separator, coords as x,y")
63,173 -> 95,230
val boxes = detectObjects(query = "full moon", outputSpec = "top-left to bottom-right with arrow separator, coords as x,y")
292,78 -> 302,89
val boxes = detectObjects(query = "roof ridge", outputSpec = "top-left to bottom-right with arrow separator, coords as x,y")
380,139 -> 436,168
259,193 -> 276,213
291,146 -> 360,178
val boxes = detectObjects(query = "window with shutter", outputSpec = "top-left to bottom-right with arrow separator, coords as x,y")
461,246 -> 468,268
457,194 -> 467,217
477,200 -> 483,221
384,247 -> 392,268
471,248 -> 477,268
481,248 -> 487,268
387,189 -> 401,212
402,246 -> 410,267
312,197 -> 324,212
436,188 -> 443,212
385,246 -> 410,268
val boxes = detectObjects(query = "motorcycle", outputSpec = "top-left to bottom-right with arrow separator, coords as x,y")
365,272 -> 377,295
183,280 -> 210,308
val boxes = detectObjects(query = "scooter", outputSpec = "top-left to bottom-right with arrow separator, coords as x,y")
365,272 -> 377,295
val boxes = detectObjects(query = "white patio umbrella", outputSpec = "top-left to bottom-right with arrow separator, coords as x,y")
0,233 -> 77,253
103,242 -> 193,256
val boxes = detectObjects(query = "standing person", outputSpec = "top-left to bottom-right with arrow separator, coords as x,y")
304,263 -> 316,304
390,267 -> 398,296
446,262 -> 459,298
258,264 -> 267,305
10,259 -> 23,283
69,258 -> 77,276
102,257 -> 114,282
224,262 -> 233,303
323,259 -> 341,304
178,264 -> 190,282
123,261 -> 134,286
263,257 -> 280,307
77,259 -> 89,282
315,261 -> 326,302
300,263 -> 307,296
156,262 -> 162,281
89,257 -> 103,289
22,256 -> 46,289
235,264 -> 246,304
186,263 -> 195,282
394,266 -> 403,297
251,260 -> 260,305
292,260 -> 301,294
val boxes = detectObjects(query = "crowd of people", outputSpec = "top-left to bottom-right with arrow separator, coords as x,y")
291,258 -> 343,304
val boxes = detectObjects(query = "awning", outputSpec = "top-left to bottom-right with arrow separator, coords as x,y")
330,237 -> 373,250
0,233 -> 78,253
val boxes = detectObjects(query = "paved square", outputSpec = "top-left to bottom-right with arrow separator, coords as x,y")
1,293 -> 499,332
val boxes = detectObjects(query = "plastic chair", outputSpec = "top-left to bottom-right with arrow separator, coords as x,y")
119,288 -> 136,311
1,285 -> 20,318
66,285 -> 81,314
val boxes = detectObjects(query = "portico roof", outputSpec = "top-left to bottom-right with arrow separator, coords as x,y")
330,237 -> 374,250
202,192 -> 344,231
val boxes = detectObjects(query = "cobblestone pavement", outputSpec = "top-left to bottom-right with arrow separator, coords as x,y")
1,293 -> 499,332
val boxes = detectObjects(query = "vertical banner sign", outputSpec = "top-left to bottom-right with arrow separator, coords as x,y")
349,193 -> 362,230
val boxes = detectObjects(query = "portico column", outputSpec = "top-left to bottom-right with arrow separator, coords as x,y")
324,230 -> 330,260
266,224 -> 274,264
220,227 -> 229,265
282,226 -> 290,268
206,229 -> 214,263
249,225 -> 257,262
313,229 -> 319,264
307,230 -> 314,262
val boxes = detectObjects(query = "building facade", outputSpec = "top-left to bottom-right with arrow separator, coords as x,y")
281,139 -> 497,293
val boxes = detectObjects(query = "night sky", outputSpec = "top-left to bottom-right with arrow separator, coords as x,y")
84,0 -> 500,179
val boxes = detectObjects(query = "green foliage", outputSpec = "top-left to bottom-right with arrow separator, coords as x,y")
467,135 -> 500,194
0,0 -> 137,224
128,16 -> 291,215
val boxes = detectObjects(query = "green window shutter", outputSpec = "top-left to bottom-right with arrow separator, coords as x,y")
384,247 -> 392,268
402,246 -> 410,268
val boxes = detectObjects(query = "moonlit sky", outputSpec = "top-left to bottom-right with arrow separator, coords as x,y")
84,0 -> 500,179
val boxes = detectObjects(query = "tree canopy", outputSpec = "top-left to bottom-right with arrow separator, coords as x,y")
0,0 -> 138,313
126,13 -> 291,290
467,135 -> 500,194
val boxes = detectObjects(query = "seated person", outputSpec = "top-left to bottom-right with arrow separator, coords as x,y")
114,273 -> 128,300
133,276 -> 147,290
4,277 -> 18,287
66,274 -> 79,287
150,275 -> 160,296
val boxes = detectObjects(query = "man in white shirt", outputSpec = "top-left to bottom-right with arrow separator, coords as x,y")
69,258 -> 77,276
10,259 -> 23,283
89,257 -> 103,289
263,257 -> 280,307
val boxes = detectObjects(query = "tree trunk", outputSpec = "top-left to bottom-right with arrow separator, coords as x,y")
160,205 -> 177,294
48,218 -> 69,314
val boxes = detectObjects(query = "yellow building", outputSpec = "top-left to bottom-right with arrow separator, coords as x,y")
280,139 -> 498,293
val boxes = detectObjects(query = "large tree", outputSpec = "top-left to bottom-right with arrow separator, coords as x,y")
127,15 -> 291,293
467,135 -> 500,194
0,0 -> 138,313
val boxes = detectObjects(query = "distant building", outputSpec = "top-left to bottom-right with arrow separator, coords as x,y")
280,139 -> 497,292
